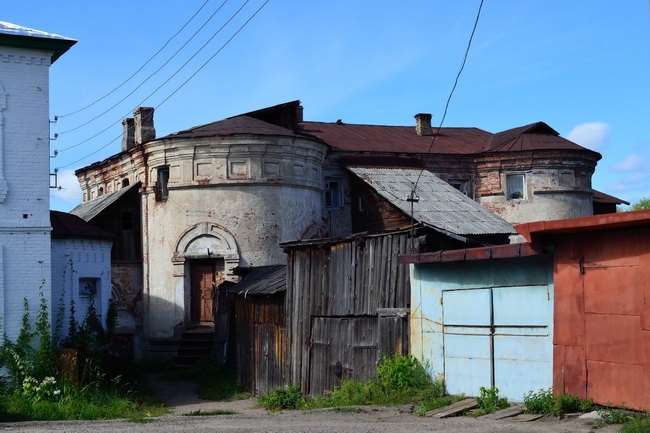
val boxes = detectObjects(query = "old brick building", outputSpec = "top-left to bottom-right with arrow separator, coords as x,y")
72,101 -> 620,354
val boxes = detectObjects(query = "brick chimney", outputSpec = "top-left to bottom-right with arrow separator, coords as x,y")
121,118 -> 135,151
134,107 -> 156,145
415,113 -> 432,136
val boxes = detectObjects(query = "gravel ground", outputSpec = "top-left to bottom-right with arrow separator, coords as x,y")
0,376 -> 621,433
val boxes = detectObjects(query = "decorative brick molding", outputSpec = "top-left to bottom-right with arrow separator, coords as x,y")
0,54 -> 47,66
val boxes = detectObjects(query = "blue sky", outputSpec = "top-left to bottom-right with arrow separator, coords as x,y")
4,1 -> 649,212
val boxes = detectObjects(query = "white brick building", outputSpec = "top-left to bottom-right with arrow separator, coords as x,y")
0,22 -> 75,340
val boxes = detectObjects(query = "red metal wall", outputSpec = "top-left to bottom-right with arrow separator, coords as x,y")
553,226 -> 650,410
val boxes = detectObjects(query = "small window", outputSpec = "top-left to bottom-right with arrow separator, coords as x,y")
324,176 -> 343,208
448,180 -> 468,196
98,187 -> 104,197
122,178 -> 130,188
157,166 -> 170,200
79,278 -> 98,298
506,174 -> 526,200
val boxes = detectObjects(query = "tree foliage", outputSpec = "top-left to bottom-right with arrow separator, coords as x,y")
618,197 -> 650,212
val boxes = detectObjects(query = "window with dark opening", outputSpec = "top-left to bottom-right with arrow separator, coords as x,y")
157,166 -> 170,200
324,176 -> 343,208
79,278 -> 98,297
122,178 -> 130,188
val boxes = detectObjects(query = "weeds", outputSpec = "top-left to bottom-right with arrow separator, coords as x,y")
259,354 -> 452,415
523,388 -> 594,418
473,386 -> 508,416
591,408 -> 650,431
259,383 -> 304,411
0,288 -> 165,421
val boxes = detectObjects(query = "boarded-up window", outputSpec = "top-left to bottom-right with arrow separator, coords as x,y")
506,174 -> 525,200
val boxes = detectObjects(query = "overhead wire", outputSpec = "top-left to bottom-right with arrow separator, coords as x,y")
412,0 -> 485,192
56,0 -> 230,135
57,0 -> 212,120
408,0 -> 485,251
55,0 -> 251,154
55,0 -> 271,171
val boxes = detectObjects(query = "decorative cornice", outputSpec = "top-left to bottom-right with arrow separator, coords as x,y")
0,52 -> 47,66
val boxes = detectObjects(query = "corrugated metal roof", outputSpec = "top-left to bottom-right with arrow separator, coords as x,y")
348,167 -> 515,236
228,265 -> 286,296
70,182 -> 140,222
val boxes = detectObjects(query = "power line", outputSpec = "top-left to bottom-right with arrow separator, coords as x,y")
57,0 -> 212,120
55,0 -> 271,171
56,0 -> 251,154
412,0 -> 485,192
57,0 -> 231,135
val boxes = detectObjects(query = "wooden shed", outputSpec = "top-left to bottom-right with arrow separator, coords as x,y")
228,265 -> 287,396
283,230 -> 414,395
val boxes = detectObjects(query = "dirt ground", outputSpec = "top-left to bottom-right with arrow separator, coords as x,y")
0,376 -> 621,433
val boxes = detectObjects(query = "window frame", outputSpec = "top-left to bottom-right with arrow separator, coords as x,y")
156,166 -> 170,201
79,277 -> 99,298
324,176 -> 344,209
506,173 -> 526,200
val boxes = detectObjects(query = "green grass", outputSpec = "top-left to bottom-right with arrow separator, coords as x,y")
0,383 -> 167,421
259,354 -> 455,415
183,409 -> 239,416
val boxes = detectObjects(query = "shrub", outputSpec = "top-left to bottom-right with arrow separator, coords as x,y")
258,383 -> 304,411
523,388 -> 555,414
372,353 -> 431,399
327,380 -> 372,406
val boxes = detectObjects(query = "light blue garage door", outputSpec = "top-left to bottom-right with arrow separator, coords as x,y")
442,285 -> 552,401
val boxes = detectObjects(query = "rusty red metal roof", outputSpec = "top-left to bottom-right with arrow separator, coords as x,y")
163,116 -> 303,140
592,189 -> 629,205
398,242 -> 540,265
481,122 -> 600,157
302,122 -> 491,154
515,209 -> 650,243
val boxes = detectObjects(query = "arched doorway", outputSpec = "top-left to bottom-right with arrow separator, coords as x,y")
173,222 -> 239,326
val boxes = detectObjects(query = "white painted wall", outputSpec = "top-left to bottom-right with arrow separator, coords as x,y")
51,238 -> 113,340
0,44 -> 53,340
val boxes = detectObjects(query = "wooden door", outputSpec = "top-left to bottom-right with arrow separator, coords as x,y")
191,264 -> 215,323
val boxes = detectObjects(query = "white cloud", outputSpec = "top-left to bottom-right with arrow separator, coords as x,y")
51,169 -> 83,202
606,173 -> 649,193
612,153 -> 642,172
566,122 -> 611,150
